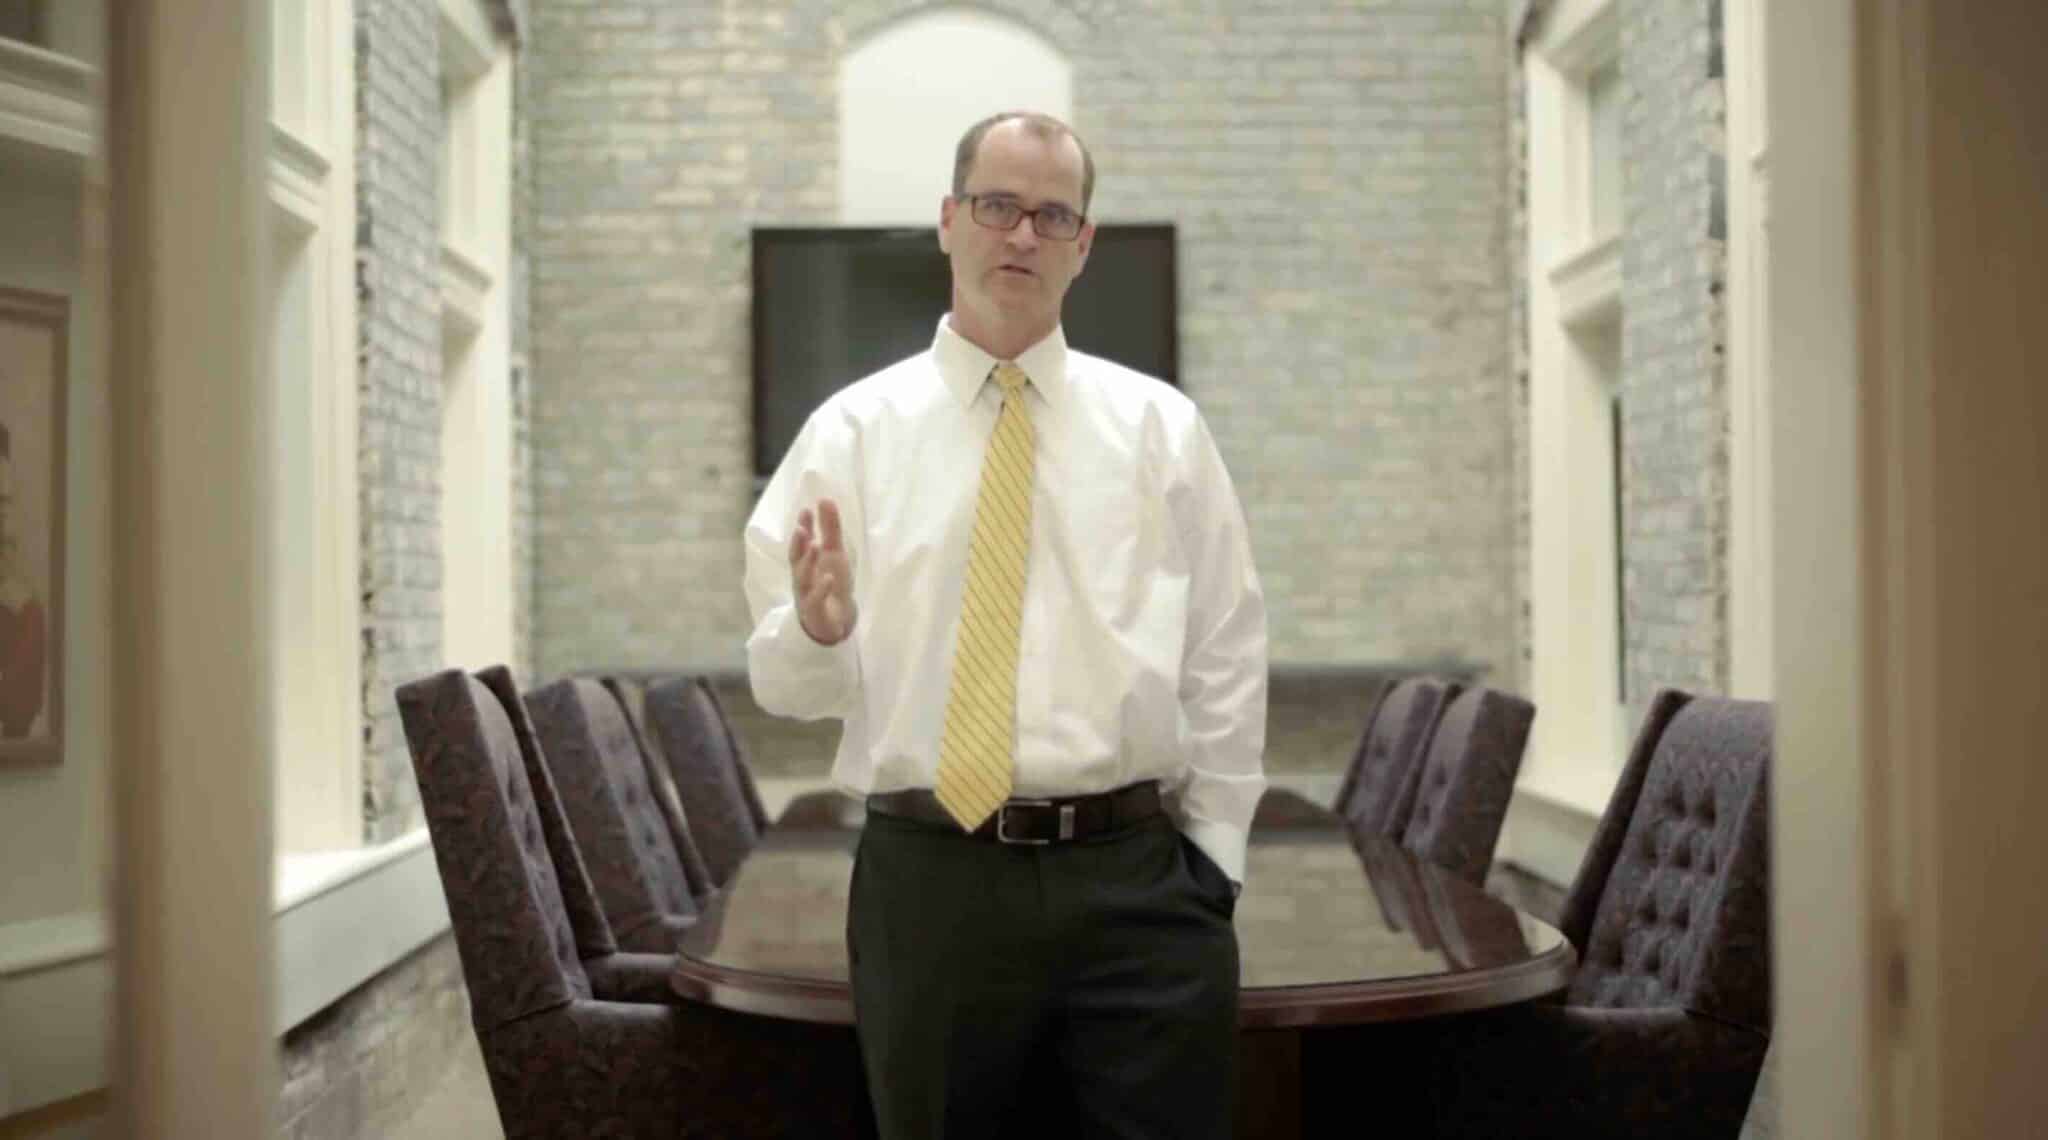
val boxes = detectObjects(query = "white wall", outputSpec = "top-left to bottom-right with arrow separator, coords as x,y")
0,166 -> 109,931
838,9 -> 1072,225
0,9 -> 113,1129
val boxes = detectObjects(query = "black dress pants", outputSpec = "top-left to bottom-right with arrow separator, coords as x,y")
847,807 -> 1240,1140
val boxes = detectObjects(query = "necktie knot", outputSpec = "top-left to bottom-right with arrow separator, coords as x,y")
991,362 -> 1030,399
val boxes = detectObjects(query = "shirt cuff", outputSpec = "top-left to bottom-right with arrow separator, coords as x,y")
1178,813 -> 1250,890
746,603 -> 859,718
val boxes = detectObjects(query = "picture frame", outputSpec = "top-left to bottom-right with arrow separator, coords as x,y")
0,286 -> 68,765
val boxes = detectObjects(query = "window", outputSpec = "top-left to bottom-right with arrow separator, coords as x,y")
268,0 -> 361,853
270,0 -> 311,137
1587,61 -> 1623,241
1519,0 -> 1628,834
436,0 -> 514,672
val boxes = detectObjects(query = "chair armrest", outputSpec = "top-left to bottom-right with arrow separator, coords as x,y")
583,951 -> 682,1006
613,912 -> 697,956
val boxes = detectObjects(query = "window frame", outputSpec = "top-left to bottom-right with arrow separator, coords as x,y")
1515,0 -> 1630,848
268,0 -> 362,853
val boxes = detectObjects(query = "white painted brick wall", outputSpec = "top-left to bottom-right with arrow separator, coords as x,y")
358,0 -> 446,842
1618,0 -> 1728,719
529,0 -> 1519,690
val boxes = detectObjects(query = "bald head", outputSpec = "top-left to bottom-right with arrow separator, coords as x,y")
952,111 -> 1096,214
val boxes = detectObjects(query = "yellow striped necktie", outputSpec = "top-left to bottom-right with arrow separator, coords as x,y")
933,362 -> 1036,832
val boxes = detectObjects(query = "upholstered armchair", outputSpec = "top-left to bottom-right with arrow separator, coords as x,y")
601,674 -> 719,901
1334,677 -> 1462,832
523,678 -> 703,954
471,667 -> 678,1004
399,669 -> 869,1138
1308,689 -> 1773,1140
773,787 -> 864,831
697,679 -> 773,831
645,677 -> 766,888
1250,677 -> 1458,831
1391,686 -> 1534,885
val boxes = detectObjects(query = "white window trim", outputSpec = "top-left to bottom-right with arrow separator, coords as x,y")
1501,0 -> 1628,886
437,0 -> 516,673
1549,230 -> 1622,330
0,36 -> 95,161
439,0 -> 496,273
268,0 -> 363,854
438,0 -> 495,82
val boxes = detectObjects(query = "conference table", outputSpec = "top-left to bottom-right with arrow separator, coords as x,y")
672,789 -> 1576,1137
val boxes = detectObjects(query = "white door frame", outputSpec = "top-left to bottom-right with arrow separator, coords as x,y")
108,1 -> 277,1135
1771,0 -> 2048,1135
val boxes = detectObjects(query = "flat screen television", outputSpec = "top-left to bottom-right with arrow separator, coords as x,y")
751,224 -> 1177,484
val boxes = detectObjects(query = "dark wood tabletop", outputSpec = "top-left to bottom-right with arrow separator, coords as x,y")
672,789 -> 1575,1029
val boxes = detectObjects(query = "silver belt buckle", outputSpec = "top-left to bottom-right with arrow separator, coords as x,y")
996,798 -> 1054,845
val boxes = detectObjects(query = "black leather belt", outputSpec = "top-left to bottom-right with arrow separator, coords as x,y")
866,781 -> 1162,845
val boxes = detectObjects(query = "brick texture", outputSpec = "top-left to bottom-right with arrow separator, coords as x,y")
1505,0 -> 1729,721
357,0 -> 445,842
512,38 -> 537,687
528,0 -> 1519,687
357,0 -> 536,840
275,936 -> 473,1140
1507,0 -> 1536,698
1618,0 -> 1727,720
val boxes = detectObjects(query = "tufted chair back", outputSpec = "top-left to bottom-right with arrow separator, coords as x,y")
601,675 -> 718,900
473,667 -> 621,959
1560,690 -> 1773,1033
1333,678 -> 1461,836
698,679 -> 771,831
1395,687 -> 1535,885
524,678 -> 700,954
397,670 -> 594,1032
646,677 -> 764,888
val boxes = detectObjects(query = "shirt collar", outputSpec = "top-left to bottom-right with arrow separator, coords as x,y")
933,315 -> 1070,410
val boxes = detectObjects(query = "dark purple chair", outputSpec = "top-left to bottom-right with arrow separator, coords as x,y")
700,678 -> 773,832
1391,686 -> 1535,885
1332,677 -> 1462,834
1309,689 -> 1773,1139
645,677 -> 765,888
524,678 -> 699,954
398,668 -> 869,1138
773,787 -> 862,831
471,666 -> 677,1004
602,675 -> 719,902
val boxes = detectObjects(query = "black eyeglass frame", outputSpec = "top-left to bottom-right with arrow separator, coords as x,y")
956,193 -> 1089,241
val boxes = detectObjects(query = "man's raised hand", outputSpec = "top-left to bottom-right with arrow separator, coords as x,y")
790,498 -> 857,645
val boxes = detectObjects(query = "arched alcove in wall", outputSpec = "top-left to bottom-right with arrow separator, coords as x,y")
838,8 -> 1073,224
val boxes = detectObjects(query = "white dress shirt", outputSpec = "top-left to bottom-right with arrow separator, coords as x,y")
743,317 -> 1268,884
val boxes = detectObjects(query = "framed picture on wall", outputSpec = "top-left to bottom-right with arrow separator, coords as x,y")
0,286 -> 67,765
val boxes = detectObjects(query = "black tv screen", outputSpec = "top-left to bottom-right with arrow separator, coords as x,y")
751,224 -> 1177,483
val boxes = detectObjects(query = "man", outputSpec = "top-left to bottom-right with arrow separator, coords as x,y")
744,111 -> 1266,1139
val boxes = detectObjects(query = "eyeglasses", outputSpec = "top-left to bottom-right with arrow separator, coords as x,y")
960,194 -> 1087,241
